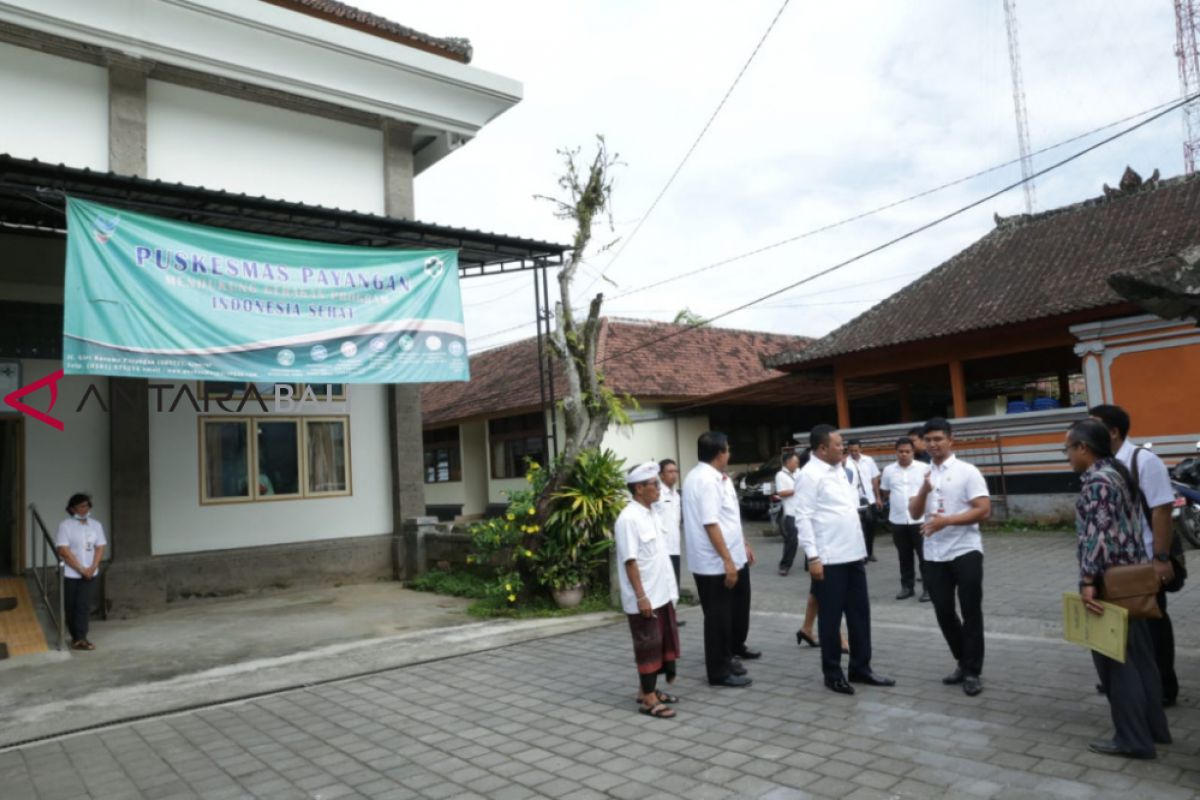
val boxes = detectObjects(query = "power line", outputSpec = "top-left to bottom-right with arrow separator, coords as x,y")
579,0 -> 791,296
467,95 -> 1183,344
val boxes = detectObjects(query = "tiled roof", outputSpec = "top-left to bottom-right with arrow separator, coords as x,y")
260,0 -> 473,63
422,319 -> 810,426
767,168 -> 1200,368
1108,246 -> 1200,323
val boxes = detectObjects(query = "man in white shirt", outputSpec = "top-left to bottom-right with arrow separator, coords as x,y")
683,431 -> 758,687
653,458 -> 686,628
908,418 -> 991,697
795,424 -> 896,695
880,436 -> 931,601
54,492 -> 107,650
616,461 -> 681,718
775,451 -> 802,576
1089,404 -> 1178,707
846,439 -> 883,562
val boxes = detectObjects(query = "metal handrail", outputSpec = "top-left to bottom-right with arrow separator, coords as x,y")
28,504 -> 65,651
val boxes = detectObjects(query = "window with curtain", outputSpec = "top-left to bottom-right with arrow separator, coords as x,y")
488,412 -> 545,479
256,420 -> 300,497
202,420 -> 250,501
423,426 -> 461,483
199,416 -> 350,503
306,419 -> 349,495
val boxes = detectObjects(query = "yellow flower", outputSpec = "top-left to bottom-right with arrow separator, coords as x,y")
507,594 -> 517,603
526,474 -> 533,483
529,525 -> 540,533
505,583 -> 512,591
527,508 -> 536,516
465,555 -> 475,564
506,513 -> 515,521
524,549 -> 533,557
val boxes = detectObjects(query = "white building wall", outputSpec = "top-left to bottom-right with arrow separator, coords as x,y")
674,415 -> 711,477
460,419 -> 489,516
146,81 -> 385,215
0,42 -> 108,171
148,384 -> 392,555
600,412 -> 678,470
16,360 -> 110,567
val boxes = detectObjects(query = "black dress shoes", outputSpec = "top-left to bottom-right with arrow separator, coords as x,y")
737,648 -> 762,660
963,676 -> 983,696
677,620 -> 687,627
710,674 -> 753,688
919,589 -> 930,602
943,667 -> 965,685
1087,739 -> 1154,759
730,658 -> 747,676
825,677 -> 855,695
848,670 -> 895,687
895,587 -> 914,600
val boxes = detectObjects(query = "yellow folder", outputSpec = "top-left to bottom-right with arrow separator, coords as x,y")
1062,592 -> 1128,663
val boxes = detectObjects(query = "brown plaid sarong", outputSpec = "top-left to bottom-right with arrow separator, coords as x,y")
627,602 -> 680,675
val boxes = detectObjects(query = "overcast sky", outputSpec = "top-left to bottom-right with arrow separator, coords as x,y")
368,1 -> 1183,352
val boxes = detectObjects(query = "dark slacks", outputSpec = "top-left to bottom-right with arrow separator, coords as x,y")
670,555 -> 681,588
891,524 -> 925,589
64,577 -> 93,643
810,561 -> 872,680
924,550 -> 984,676
1094,618 -> 1171,755
692,565 -> 751,683
1147,590 -> 1177,703
858,508 -> 877,557
779,516 -> 799,569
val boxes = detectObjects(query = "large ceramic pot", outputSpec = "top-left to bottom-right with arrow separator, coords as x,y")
551,584 -> 585,609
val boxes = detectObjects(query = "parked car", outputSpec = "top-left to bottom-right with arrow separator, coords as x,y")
733,454 -> 784,520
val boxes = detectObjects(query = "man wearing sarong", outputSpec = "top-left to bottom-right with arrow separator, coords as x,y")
616,461 -> 682,718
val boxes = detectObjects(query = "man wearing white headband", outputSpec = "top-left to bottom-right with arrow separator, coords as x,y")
616,460 -> 682,718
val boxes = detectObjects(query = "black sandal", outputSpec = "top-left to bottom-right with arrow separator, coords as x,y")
654,690 -> 679,704
796,630 -> 817,648
639,702 -> 676,718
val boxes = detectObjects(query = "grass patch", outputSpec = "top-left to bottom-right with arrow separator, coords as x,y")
406,569 -> 491,599
466,590 -> 618,620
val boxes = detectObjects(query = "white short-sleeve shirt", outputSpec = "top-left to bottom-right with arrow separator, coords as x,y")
1116,440 -> 1175,555
793,457 -> 867,565
775,468 -> 799,518
847,454 -> 880,506
919,455 -> 989,562
615,501 -> 679,614
880,461 -> 931,525
55,517 -> 108,579
652,483 -> 682,557
683,462 -> 747,575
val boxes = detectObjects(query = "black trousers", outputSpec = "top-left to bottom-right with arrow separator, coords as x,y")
670,555 -> 681,587
810,561 -> 872,680
64,577 -> 93,643
1094,618 -> 1170,755
891,524 -> 925,589
858,508 -> 877,556
692,565 -> 751,682
1147,591 -> 1177,703
924,551 -> 984,676
779,516 -> 799,569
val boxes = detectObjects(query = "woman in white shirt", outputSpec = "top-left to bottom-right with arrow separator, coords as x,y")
54,493 -> 107,651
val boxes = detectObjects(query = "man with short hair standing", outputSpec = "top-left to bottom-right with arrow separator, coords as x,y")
616,461 -> 681,718
846,439 -> 882,561
907,427 -> 932,463
909,418 -> 991,697
795,424 -> 895,695
1089,404 -> 1178,707
775,451 -> 801,576
653,458 -> 685,627
683,431 -> 758,687
880,437 -> 930,601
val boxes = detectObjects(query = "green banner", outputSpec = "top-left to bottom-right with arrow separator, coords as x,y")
63,198 -> 469,383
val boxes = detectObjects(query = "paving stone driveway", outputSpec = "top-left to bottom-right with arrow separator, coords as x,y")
2,533 -> 1197,799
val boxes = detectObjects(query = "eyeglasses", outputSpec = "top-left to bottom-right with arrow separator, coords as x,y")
1062,443 -> 1080,455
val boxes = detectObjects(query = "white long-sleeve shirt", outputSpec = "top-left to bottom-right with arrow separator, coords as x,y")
794,456 -> 867,566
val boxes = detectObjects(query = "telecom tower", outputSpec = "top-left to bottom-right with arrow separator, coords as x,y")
1003,0 -> 1036,213
1175,0 -> 1200,174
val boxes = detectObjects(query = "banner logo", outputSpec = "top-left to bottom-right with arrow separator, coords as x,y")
92,212 -> 121,244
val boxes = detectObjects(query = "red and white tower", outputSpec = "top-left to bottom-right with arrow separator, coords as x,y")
1175,0 -> 1200,174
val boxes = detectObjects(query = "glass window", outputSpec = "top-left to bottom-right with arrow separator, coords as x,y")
306,419 -> 349,495
488,412 -> 545,479
423,426 -> 461,483
202,420 -> 250,501
256,420 -> 300,497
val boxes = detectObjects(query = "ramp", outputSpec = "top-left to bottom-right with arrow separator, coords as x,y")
0,578 -> 49,658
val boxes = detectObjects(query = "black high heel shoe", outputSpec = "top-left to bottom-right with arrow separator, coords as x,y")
795,630 -> 817,648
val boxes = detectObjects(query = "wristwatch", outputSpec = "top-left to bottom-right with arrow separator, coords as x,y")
1153,553 -> 1171,563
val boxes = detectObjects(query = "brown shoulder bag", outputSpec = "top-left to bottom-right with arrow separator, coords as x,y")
1099,564 -> 1162,620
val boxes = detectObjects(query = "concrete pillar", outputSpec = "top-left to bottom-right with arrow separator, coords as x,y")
383,119 -> 427,561
107,57 -> 153,561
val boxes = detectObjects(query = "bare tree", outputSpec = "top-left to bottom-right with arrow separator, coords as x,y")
534,136 -> 628,503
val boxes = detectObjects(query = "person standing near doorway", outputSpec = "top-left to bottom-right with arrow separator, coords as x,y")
909,418 -> 991,697
846,440 -> 882,562
775,451 -> 801,576
653,458 -> 685,627
880,437 -> 930,601
683,432 -> 758,687
55,493 -> 106,651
